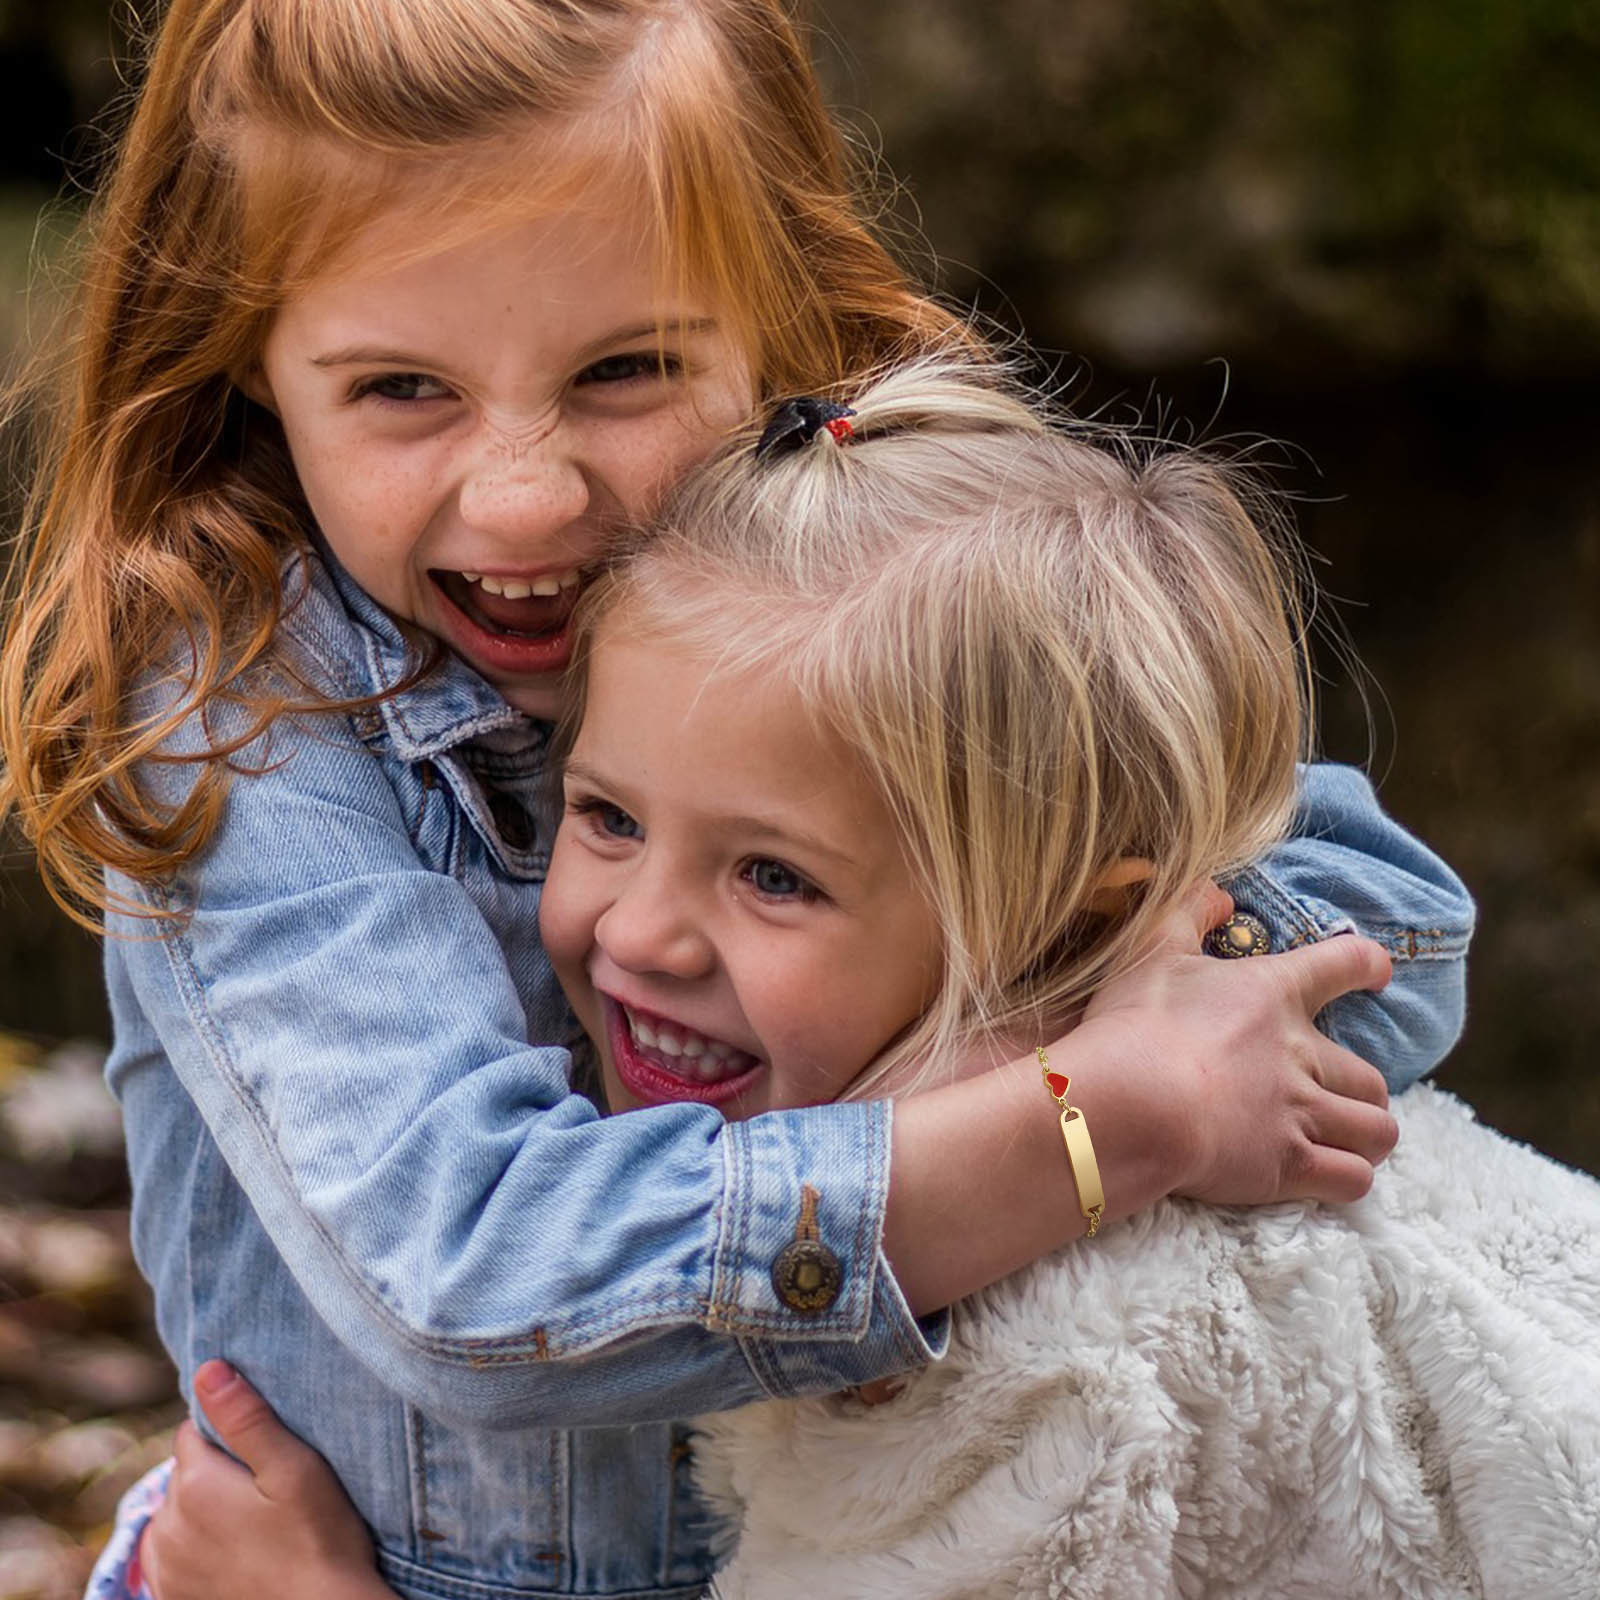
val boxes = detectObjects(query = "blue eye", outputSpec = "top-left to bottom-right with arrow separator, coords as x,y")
594,802 -> 642,839
568,795 -> 642,839
744,858 -> 815,901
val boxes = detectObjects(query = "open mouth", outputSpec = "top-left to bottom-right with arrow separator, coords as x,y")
429,568 -> 586,678
604,997 -> 764,1108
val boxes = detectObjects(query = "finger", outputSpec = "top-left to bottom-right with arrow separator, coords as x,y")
192,1361 -> 314,1493
171,1415 -> 236,1476
1150,880 -> 1234,951
1311,1040 -> 1390,1108
1277,933 -> 1393,1013
1305,1090 -> 1399,1167
1290,1143 -> 1380,1205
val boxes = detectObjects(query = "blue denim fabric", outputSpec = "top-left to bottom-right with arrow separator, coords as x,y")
104,544 -> 1472,1597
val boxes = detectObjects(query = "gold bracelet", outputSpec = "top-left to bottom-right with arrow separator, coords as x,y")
1037,1047 -> 1104,1238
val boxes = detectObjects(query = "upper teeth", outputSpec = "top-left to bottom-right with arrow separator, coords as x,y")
623,1006 -> 753,1081
461,570 -> 581,599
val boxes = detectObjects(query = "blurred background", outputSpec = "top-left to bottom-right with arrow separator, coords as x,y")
0,1 -> 1597,1594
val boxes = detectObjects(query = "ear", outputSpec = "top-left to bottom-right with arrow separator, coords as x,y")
232,359 -> 278,415
1084,857 -> 1155,916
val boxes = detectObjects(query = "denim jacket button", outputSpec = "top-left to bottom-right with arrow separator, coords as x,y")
772,1183 -> 842,1314
1204,911 -> 1272,959
486,788 -> 536,852
772,1238 -> 843,1314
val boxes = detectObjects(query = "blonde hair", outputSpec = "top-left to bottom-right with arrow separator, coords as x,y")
1,0 -> 974,923
574,358 -> 1311,1095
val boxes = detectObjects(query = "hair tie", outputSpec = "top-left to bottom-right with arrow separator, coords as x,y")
755,396 -> 856,460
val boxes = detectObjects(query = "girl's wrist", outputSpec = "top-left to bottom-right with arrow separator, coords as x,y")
884,1019 -> 1189,1312
1058,1014 -> 1195,1213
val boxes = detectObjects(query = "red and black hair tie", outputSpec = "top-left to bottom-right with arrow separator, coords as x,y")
755,396 -> 857,459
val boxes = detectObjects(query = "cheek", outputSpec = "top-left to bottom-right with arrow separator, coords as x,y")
751,959 -> 877,1102
302,440 -> 423,524
280,404 -> 440,529
600,407 -> 744,521
539,835 -> 598,985
607,438 -> 702,522
820,925 -> 942,1081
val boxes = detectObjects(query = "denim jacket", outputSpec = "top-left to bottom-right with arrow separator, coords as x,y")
104,544 -> 1474,1599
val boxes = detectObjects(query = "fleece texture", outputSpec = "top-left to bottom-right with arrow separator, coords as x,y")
697,1089 -> 1600,1599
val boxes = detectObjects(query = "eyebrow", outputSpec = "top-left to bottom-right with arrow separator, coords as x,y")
311,347 -> 439,369
562,759 -> 863,872
586,318 -> 719,353
309,319 -> 720,371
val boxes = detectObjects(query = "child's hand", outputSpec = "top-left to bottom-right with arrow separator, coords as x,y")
1083,883 -> 1398,1209
142,1361 -> 392,1600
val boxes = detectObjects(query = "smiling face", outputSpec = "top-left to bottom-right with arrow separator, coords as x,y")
539,624 -> 944,1118
251,176 -> 755,717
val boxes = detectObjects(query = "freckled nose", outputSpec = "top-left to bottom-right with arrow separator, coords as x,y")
458,427 -> 590,539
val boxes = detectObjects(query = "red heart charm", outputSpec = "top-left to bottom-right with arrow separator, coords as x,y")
1044,1071 -> 1072,1100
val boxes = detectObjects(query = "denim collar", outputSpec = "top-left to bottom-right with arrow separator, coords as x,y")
298,534 -> 538,762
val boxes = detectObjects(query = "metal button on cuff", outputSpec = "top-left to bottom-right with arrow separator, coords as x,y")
1204,911 -> 1272,959
771,1183 -> 843,1314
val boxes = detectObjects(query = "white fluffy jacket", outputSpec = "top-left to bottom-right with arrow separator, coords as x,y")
697,1089 -> 1600,1599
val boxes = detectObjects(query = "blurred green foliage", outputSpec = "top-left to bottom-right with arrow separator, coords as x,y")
817,0 -> 1600,372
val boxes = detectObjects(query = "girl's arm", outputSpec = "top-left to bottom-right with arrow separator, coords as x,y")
116,691 -> 948,1425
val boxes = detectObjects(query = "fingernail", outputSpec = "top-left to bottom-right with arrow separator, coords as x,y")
194,1360 -> 239,1398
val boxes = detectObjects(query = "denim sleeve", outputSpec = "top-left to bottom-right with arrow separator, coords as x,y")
1222,762 -> 1475,1092
108,708 -> 943,1429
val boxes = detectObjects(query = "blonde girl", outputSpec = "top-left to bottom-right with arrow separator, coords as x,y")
0,4 -> 1461,1597
147,362 -> 1586,1600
